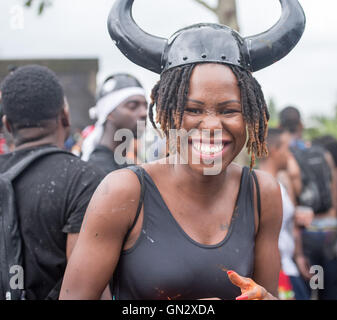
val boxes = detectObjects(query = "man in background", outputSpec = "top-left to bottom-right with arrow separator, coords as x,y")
279,106 -> 337,300
0,102 -> 6,154
81,73 -> 147,174
259,128 -> 312,299
0,65 -> 105,299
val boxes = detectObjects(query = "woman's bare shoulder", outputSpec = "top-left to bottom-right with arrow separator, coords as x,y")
98,167 -> 142,197
84,167 -> 145,230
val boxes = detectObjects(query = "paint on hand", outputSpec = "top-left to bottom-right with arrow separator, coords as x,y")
227,270 -> 267,300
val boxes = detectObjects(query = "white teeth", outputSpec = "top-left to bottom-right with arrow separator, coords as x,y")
192,142 -> 224,154
202,144 -> 209,153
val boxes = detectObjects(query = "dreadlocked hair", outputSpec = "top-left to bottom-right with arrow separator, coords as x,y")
149,63 -> 270,170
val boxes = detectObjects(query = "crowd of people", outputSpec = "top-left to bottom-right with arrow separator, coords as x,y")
0,0 -> 336,301
258,110 -> 337,300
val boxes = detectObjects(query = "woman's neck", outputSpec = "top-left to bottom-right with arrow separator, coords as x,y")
171,162 -> 229,200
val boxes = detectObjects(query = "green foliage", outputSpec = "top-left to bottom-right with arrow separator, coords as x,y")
24,0 -> 51,15
304,104 -> 337,141
267,97 -> 279,128
266,97 -> 337,142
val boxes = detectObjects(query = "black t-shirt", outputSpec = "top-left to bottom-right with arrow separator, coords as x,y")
88,145 -> 128,175
0,144 -> 105,299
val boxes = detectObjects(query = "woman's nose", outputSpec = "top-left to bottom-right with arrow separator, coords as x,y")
199,114 -> 223,131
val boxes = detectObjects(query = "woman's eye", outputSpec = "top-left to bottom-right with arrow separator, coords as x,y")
220,109 -> 240,115
186,108 -> 202,114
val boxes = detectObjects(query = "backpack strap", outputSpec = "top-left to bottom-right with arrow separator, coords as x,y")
0,147 -> 75,300
1,147 -> 74,182
123,166 -> 146,244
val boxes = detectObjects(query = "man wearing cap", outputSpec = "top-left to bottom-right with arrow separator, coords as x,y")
81,74 -> 147,174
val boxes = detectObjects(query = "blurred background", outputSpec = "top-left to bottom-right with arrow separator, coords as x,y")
0,0 -> 336,137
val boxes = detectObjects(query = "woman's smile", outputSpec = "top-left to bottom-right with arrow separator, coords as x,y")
189,137 -> 232,161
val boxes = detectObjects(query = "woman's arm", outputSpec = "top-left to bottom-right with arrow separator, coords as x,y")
227,170 -> 282,300
59,169 -> 142,300
252,170 -> 283,298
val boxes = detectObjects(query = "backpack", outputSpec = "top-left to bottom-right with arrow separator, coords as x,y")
0,147 -> 74,300
290,145 -> 333,214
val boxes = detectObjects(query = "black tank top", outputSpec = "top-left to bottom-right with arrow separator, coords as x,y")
112,166 -> 259,300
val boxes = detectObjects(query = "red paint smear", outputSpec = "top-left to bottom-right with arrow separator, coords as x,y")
155,288 -> 182,300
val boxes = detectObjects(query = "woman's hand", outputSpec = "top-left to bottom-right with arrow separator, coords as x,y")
227,270 -> 278,300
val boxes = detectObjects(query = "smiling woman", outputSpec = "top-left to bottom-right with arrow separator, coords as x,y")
59,0 -> 306,300
149,62 -> 269,170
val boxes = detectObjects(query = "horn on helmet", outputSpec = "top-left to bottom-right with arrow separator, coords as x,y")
245,0 -> 306,72
107,0 -> 167,74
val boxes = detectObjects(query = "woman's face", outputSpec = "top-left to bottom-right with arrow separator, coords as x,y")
179,63 -> 247,175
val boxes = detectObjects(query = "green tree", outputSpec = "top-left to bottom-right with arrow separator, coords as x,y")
305,104 -> 337,140
193,0 -> 239,30
23,0 -> 51,15
267,97 -> 279,128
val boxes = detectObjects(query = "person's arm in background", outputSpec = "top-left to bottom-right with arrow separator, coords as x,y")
286,153 -> 302,200
278,169 -> 312,281
293,223 -> 311,281
324,151 -> 337,217
333,166 -> 337,217
277,170 -> 296,204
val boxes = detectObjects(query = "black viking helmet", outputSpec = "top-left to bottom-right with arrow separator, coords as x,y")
107,0 -> 305,74
97,73 -> 143,101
